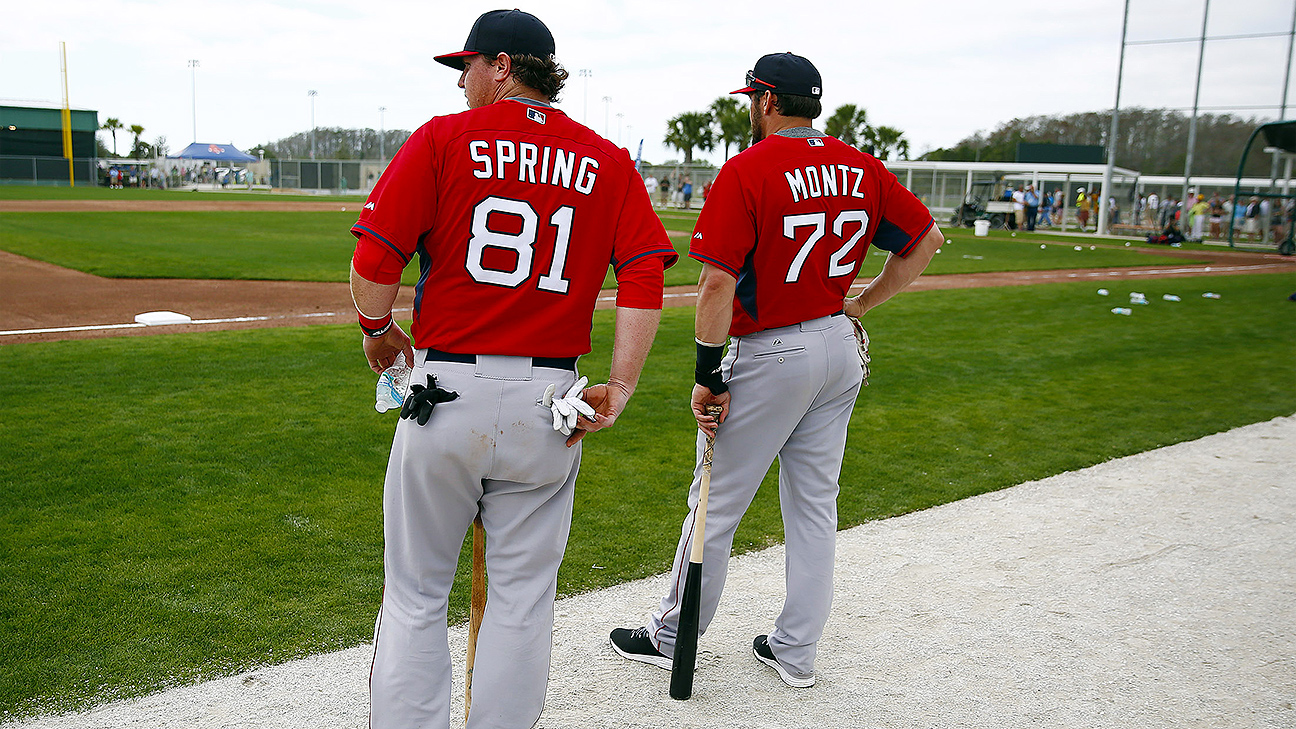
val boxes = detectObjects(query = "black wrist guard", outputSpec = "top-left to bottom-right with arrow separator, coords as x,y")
695,340 -> 728,395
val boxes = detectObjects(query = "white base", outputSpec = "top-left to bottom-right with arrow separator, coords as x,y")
134,311 -> 193,326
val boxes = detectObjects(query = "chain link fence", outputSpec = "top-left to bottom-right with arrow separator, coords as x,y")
0,155 -> 100,185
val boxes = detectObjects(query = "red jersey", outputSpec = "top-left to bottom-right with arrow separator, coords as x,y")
351,99 -> 676,357
689,132 -> 933,337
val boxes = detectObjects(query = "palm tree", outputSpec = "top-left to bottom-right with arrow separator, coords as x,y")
869,126 -> 910,161
663,112 -> 714,166
709,97 -> 749,162
129,124 -> 146,159
102,118 -> 124,156
824,104 -> 869,149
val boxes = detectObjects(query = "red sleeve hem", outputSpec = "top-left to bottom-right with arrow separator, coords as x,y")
352,232 -> 407,285
895,218 -> 935,258
613,253 -> 667,309
688,251 -> 741,278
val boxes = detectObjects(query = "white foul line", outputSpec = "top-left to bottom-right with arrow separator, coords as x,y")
0,308 -> 414,338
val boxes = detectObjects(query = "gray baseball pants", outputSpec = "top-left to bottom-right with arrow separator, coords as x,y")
369,353 -> 581,729
647,314 -> 863,680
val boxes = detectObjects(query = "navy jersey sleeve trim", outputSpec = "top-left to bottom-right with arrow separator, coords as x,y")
873,216 -> 933,258
351,223 -> 412,265
687,251 -> 741,279
613,247 -> 680,273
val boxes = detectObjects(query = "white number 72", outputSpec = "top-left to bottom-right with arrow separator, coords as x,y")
783,209 -> 870,283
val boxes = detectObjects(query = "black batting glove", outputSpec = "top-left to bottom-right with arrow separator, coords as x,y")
400,374 -> 460,426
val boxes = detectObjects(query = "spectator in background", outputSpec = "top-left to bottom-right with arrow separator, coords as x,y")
1052,188 -> 1065,227
644,173 -> 658,202
1075,187 -> 1089,231
1011,185 -> 1025,230
1208,194 -> 1225,239
681,176 -> 693,209
1109,196 -> 1120,226
659,175 -> 672,208
1024,185 -> 1039,232
1146,191 -> 1160,226
1243,197 -> 1261,241
1037,188 -> 1052,228
702,178 -> 713,201
1189,195 -> 1208,241
1270,198 -> 1285,243
1147,219 -> 1185,246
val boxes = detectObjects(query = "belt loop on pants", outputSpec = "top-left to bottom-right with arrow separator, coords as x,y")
423,348 -> 578,372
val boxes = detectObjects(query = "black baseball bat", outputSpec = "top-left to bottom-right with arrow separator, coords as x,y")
670,405 -> 721,700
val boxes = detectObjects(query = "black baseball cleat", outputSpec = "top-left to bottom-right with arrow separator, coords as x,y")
610,627 -> 672,670
752,635 -> 815,688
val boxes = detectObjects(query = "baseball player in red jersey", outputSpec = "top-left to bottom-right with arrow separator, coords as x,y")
611,52 -> 942,688
350,10 -> 676,728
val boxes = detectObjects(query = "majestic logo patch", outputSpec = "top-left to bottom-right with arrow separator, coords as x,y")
527,108 -> 546,124
363,202 -> 375,211
693,232 -> 703,240
808,138 -> 825,147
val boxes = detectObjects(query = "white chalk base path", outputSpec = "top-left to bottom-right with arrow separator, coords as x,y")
10,416 -> 1295,729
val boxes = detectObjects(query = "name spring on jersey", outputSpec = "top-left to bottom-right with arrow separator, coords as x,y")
469,139 -> 600,195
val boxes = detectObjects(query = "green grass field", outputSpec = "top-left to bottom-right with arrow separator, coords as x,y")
2,272 -> 1294,720
0,185 -> 370,202
0,208 -> 1203,287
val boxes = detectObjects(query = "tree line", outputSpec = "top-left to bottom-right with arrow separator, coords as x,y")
662,98 -> 913,166
248,106 -> 1275,178
922,108 -> 1278,177
255,128 -> 413,160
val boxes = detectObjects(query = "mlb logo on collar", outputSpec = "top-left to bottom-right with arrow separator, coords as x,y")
808,138 -> 824,147
527,107 -> 546,124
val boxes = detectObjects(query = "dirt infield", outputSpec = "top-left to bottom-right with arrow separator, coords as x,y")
1,237 -> 1292,345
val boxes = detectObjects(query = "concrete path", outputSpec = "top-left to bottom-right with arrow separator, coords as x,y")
10,415 -> 1294,729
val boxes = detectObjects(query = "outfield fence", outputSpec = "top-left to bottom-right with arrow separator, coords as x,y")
0,155 -> 99,185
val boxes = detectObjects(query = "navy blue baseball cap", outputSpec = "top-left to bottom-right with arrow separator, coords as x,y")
731,52 -> 822,99
434,9 -> 556,70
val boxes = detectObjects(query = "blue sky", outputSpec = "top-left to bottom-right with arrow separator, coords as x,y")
3,0 -> 1293,163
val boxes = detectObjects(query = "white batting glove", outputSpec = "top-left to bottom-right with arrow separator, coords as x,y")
541,376 -> 596,436
850,317 -> 871,386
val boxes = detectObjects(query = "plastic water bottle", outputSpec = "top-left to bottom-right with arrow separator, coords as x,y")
1129,292 -> 1149,305
375,352 -> 413,413
1097,288 -> 1110,296
1111,307 -> 1133,316
1162,294 -> 1181,302
1202,292 -> 1221,299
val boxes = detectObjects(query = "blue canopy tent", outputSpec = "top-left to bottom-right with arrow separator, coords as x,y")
170,142 -> 258,162
168,142 -> 259,187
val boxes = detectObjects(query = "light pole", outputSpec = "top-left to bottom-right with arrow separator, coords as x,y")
578,69 -> 592,124
602,96 -> 611,139
308,89 -> 318,159
378,106 -> 386,161
187,59 -> 199,142
616,112 -> 624,146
